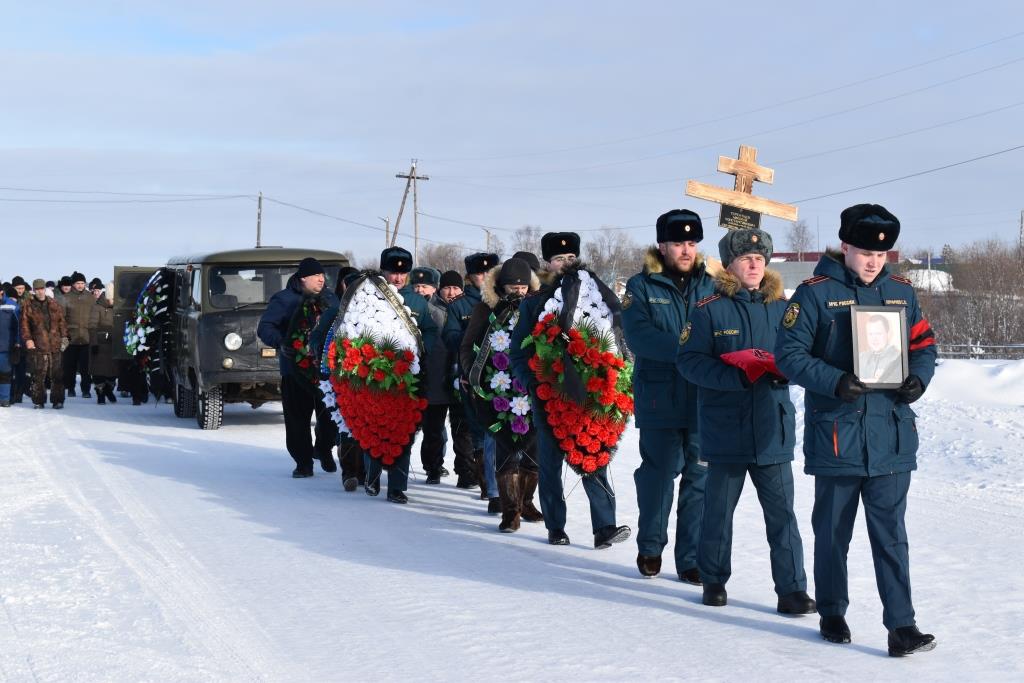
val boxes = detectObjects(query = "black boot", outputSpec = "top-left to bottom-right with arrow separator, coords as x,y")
702,583 -> 728,607
497,471 -> 521,532
364,478 -> 381,496
97,393 -> 106,404
547,529 -> 570,545
819,616 -> 852,644
519,470 -> 544,523
104,385 -> 117,403
594,524 -> 631,549
677,568 -> 702,586
291,463 -> 314,478
456,449 -> 481,489
637,554 -> 662,578
777,590 -> 817,615
387,490 -> 408,504
475,452 -> 489,500
317,451 -> 337,473
887,625 -> 936,656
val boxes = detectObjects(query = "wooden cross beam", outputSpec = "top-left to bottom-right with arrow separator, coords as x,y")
685,145 -> 798,228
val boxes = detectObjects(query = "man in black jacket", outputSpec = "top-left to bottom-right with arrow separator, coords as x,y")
257,257 -> 339,478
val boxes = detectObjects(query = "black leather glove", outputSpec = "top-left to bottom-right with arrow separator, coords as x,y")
895,374 -> 924,404
280,343 -> 297,360
835,373 -> 869,403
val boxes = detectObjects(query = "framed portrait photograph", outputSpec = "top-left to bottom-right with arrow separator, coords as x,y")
850,305 -> 909,389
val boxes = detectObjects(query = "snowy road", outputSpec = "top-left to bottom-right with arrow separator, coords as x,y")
1,360 -> 1022,681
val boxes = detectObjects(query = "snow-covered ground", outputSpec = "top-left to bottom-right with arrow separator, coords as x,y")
1,360 -> 1022,681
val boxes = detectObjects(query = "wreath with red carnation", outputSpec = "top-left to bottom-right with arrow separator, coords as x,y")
286,297 -> 325,387
320,275 -> 428,466
521,267 -> 634,476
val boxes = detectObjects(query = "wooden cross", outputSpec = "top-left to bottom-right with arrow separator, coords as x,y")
685,145 -> 798,230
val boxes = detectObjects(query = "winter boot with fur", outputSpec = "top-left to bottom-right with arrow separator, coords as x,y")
519,469 -> 544,523
497,471 -> 521,533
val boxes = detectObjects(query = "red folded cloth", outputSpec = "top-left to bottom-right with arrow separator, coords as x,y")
720,348 -> 787,383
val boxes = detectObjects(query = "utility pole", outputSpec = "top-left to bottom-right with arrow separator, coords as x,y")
379,216 -> 391,248
1019,209 -> 1023,262
482,228 -> 492,252
255,191 -> 263,247
393,160 -> 429,261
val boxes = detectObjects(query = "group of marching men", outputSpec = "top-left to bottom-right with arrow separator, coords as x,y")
257,202 -> 938,657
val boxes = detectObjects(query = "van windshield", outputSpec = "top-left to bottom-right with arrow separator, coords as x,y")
208,264 -> 341,308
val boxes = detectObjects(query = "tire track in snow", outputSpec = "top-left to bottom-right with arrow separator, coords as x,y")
8,414 -> 288,681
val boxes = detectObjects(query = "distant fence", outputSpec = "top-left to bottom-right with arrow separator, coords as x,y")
937,343 -> 1024,360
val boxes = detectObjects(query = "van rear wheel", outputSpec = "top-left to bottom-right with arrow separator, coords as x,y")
174,384 -> 196,418
196,386 -> 224,430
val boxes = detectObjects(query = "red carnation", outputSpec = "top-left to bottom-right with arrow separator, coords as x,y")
361,344 -> 376,360
403,350 -> 415,362
373,369 -> 386,382
393,360 -> 410,376
568,339 -> 587,357
292,338 -> 304,350
357,364 -> 370,378
536,383 -> 554,401
551,358 -> 565,373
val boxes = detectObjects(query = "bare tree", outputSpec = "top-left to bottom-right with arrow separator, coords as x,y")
510,225 -> 543,256
417,242 -> 468,274
583,230 -> 644,286
786,220 -> 813,260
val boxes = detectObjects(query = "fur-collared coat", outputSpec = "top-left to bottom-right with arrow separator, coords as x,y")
621,247 -> 721,430
20,296 -> 67,354
677,266 -> 797,465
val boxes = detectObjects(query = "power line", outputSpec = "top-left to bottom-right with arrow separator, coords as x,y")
0,185 -> 248,198
791,144 -> 1024,204
454,98 -> 1024,194
263,196 -> 488,253
0,194 -> 252,204
426,30 -> 1024,164
433,54 -> 1024,180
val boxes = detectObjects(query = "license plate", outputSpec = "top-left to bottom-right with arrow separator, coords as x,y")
261,348 -> 277,358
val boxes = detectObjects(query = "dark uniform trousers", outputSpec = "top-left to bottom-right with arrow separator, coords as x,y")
634,427 -> 706,571
280,373 -> 336,468
699,461 -> 807,595
29,351 -> 65,406
534,401 -> 616,533
813,472 -> 915,630
62,343 -> 91,394
363,446 -> 411,495
420,401 -> 475,476
337,432 -> 365,484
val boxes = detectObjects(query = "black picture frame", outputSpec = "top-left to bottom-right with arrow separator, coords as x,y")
850,305 -> 908,389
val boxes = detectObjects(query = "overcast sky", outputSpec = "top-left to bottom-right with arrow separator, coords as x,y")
2,1 -> 1023,281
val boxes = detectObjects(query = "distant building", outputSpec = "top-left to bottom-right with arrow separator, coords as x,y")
772,250 -> 901,263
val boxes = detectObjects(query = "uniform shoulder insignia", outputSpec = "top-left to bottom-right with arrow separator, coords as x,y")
696,294 -> 720,308
621,291 -> 634,310
889,274 -> 913,285
802,275 -> 829,286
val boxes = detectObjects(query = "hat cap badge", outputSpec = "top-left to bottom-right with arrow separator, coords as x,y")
751,235 -> 759,243
878,232 -> 885,241
560,239 -> 566,246
397,260 -> 403,267
684,225 -> 691,232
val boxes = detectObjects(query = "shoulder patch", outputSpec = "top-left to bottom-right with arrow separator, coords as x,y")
696,294 -> 720,308
889,274 -> 913,285
621,291 -> 633,310
802,275 -> 829,286
782,302 -> 800,328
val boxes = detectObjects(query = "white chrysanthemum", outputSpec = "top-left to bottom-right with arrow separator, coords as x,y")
489,370 -> 512,392
510,395 -> 531,416
489,329 -> 511,352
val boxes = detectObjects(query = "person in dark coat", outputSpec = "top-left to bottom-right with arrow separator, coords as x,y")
416,268 -> 476,485
460,258 -> 543,529
509,232 -> 631,549
622,209 -> 719,583
360,247 -> 439,504
678,228 -> 814,615
0,285 -> 21,407
61,271 -> 94,398
21,279 -> 68,408
775,204 -> 938,656
443,252 -> 500,495
257,257 -> 339,478
88,285 -> 119,404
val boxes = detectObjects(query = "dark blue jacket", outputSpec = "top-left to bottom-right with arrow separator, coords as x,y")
678,268 -> 795,465
257,275 -> 338,376
1,296 -> 20,352
443,284 -> 482,357
775,253 -> 938,477
622,248 -> 719,429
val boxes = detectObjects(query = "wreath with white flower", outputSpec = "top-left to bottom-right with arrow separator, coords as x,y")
472,310 -> 533,442
123,269 -> 174,396
320,274 -> 426,465
522,266 -> 634,476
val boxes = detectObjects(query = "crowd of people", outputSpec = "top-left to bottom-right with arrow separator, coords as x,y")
3,202 -> 939,656
0,273 -> 148,410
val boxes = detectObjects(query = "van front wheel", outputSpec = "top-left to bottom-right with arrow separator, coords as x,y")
196,386 -> 224,430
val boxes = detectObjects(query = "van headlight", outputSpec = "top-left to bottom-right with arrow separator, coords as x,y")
224,332 -> 243,351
